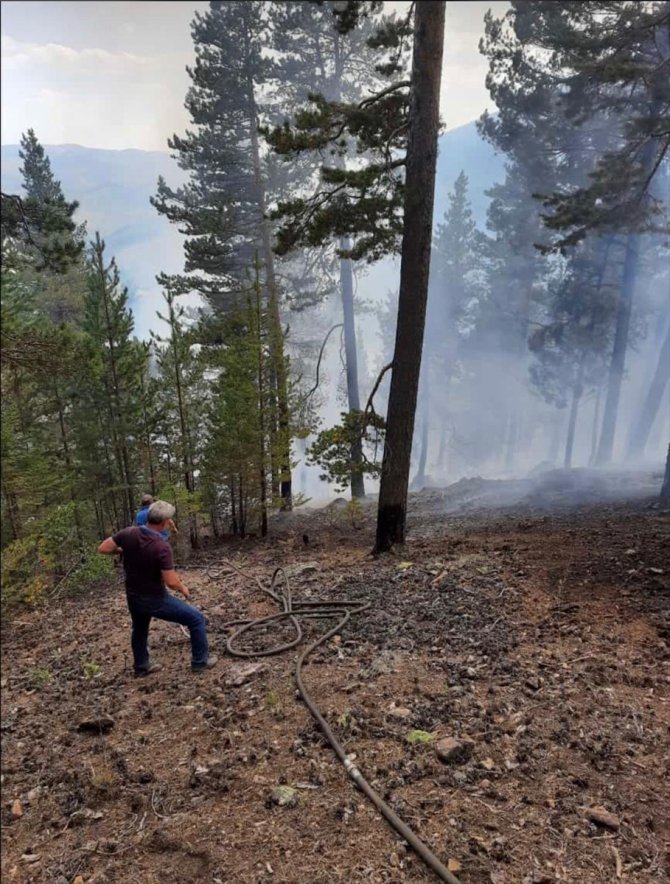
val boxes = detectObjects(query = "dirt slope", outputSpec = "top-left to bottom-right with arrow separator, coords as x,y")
2,483 -> 669,883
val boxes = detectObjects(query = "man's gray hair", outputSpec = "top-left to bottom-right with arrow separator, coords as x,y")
147,500 -> 175,524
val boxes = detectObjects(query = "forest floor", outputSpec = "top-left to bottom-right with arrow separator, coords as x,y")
2,468 -> 669,884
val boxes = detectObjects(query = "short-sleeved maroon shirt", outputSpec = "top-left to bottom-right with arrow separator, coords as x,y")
112,526 -> 174,597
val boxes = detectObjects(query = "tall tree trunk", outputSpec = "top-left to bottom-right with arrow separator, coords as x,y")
436,374 -> 452,474
626,324 -> 670,459
547,410 -> 562,464
94,244 -> 135,522
589,386 -> 602,466
94,500 -> 105,538
1,475 -> 21,541
437,423 -> 448,473
168,303 -> 198,548
210,506 -> 221,540
504,410 -> 518,472
412,367 -> 430,489
596,108 -> 661,466
340,240 -> 366,499
243,10 -> 292,509
138,368 -> 157,496
94,402 -> 120,530
596,237 -> 639,464
564,371 -> 583,470
376,1 -> 446,552
238,481 -> 245,539
414,413 -> 430,489
54,389 -> 84,548
230,477 -> 238,536
254,281 -> 268,537
661,442 -> 670,500
333,35 -> 365,499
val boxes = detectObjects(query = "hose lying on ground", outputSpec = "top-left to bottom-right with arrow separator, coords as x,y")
207,559 -> 463,884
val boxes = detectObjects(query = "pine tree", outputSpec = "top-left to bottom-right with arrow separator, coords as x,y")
202,273 -> 274,537
83,235 -> 145,527
153,0 -> 293,506
535,1 -> 670,246
152,289 -> 204,547
2,129 -> 84,277
265,4 -> 413,263
480,1 -> 670,466
269,0 -> 384,498
626,323 -> 670,459
375,1 -> 446,551
414,172 -> 487,485
528,237 -> 619,468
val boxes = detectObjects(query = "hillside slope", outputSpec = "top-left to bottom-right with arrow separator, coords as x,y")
1,123 -> 505,334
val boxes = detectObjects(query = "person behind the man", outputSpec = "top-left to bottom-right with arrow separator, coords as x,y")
135,493 -> 176,541
135,493 -> 154,527
98,500 -> 217,676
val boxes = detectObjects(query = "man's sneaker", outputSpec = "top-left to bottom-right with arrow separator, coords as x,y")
134,663 -> 163,678
192,655 -> 219,673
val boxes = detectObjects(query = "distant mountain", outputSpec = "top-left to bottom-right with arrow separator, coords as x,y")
1,122 -> 505,335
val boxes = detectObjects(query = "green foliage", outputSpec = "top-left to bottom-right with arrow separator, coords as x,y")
1,503 -> 113,609
406,729 -> 433,744
2,129 -> 85,274
307,409 -> 385,493
29,667 -> 53,688
266,3 -> 413,263
480,2 -> 670,248
82,659 -> 101,680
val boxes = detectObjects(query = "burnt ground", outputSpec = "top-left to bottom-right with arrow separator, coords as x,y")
2,470 -> 669,884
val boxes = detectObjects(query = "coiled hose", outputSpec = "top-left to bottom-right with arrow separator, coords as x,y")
207,560 -> 463,884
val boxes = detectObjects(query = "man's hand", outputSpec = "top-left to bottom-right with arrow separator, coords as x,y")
168,518 -> 179,534
162,569 -> 190,600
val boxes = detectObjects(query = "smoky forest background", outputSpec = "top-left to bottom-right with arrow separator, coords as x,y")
1,0 -> 669,606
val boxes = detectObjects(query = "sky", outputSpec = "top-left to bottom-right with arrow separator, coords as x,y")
1,0 -> 509,151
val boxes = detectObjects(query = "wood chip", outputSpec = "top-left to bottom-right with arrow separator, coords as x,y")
585,805 -> 620,830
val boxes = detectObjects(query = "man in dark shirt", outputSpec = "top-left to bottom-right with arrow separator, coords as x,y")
98,500 -> 217,676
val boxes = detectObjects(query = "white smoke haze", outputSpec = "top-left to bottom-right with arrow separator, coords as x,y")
2,1 -> 667,509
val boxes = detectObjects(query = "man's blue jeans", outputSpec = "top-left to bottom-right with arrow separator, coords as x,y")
126,592 -> 209,673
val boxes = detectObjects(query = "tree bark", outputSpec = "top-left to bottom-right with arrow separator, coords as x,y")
1,475 -> 21,541
596,236 -> 639,464
564,373 -> 583,470
375,1 -> 446,552
243,7 -> 292,509
589,386 -> 602,466
138,367 -> 157,496
626,323 -> 670,459
596,105 -> 662,467
254,282 -> 268,537
230,477 -> 238,536
339,240 -> 366,498
661,441 -> 670,500
54,387 -> 84,548
333,32 -> 365,499
94,244 -> 135,524
504,410 -> 518,472
167,296 -> 198,548
412,366 -> 430,489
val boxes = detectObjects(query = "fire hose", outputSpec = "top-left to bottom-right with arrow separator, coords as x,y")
207,559 -> 463,884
